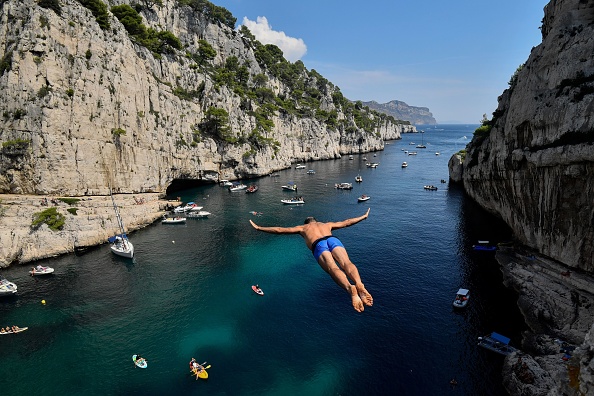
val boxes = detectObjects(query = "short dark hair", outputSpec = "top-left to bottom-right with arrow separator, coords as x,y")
304,216 -> 317,224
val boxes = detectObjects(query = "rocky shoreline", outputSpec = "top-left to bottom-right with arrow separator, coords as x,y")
0,193 -> 178,267
494,248 -> 594,395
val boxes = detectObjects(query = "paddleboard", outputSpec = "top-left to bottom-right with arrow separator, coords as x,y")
252,285 -> 264,296
132,355 -> 147,368
0,327 -> 28,335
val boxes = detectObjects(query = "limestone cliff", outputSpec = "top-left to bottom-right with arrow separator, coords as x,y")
0,0 -> 415,197
449,0 -> 594,394
362,100 -> 437,125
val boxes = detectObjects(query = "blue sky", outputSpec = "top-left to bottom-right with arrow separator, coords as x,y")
215,1 -> 548,124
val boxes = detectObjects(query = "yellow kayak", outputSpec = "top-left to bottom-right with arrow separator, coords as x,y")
191,366 -> 208,379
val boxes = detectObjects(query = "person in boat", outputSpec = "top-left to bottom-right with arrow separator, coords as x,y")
0,328 -> 5,333
30,267 -> 35,276
249,208 -> 373,312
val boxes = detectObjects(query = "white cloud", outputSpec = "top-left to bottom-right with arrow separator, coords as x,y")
240,16 -> 307,62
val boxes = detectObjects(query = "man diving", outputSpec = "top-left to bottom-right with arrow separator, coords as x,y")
249,208 -> 373,312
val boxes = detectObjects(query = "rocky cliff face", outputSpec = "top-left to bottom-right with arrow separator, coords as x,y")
457,0 -> 594,271
362,100 -> 437,125
0,0 -> 415,197
448,0 -> 594,394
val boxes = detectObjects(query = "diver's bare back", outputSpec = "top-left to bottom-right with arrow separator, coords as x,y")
300,222 -> 335,249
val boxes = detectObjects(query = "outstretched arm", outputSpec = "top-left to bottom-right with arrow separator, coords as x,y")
329,208 -> 370,230
250,220 -> 304,234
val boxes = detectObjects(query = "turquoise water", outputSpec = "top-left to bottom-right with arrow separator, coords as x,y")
0,125 -> 525,395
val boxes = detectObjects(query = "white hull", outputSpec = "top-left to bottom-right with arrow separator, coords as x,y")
110,237 -> 134,258
0,278 -> 17,295
281,200 -> 304,204
30,266 -> 55,276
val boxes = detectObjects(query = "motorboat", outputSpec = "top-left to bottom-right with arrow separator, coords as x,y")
478,332 -> 518,356
162,216 -> 186,224
295,164 -> 306,169
424,185 -> 438,191
357,195 -> 371,202
189,210 -> 211,218
245,185 -> 258,193
453,288 -> 469,308
366,162 -> 379,168
335,182 -> 353,190
29,265 -> 55,276
282,182 -> 297,191
355,175 -> 363,182
436,152 -> 440,156
175,202 -> 201,212
307,169 -> 316,175
219,179 -> 233,187
281,198 -> 304,204
349,155 -> 354,160
402,162 -> 408,168
229,183 -> 248,192
408,152 -> 418,156
0,276 -> 17,296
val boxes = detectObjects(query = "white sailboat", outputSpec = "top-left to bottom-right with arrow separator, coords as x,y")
108,191 -> 134,258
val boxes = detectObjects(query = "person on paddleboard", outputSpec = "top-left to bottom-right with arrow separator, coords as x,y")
249,208 -> 373,312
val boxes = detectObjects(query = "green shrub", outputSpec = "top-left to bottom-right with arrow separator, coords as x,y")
66,88 -> 74,97
31,207 -> 65,231
38,0 -> 62,15
57,197 -> 80,205
67,208 -> 78,215
78,0 -> 110,30
112,128 -> 126,136
0,51 -> 13,76
2,138 -> 31,150
38,85 -> 51,98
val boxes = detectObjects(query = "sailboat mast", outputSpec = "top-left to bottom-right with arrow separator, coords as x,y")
110,190 -> 126,236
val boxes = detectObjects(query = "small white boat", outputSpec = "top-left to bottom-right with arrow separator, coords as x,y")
357,195 -> 370,202
109,235 -> 134,258
0,326 -> 28,334
408,152 -> 417,156
349,155 -> 354,160
29,265 -> 55,276
453,288 -> 469,308
188,211 -> 211,218
281,198 -> 304,204
109,190 -> 134,258
355,175 -> 362,182
173,206 -> 186,214
162,216 -> 186,224
219,179 -> 233,186
366,163 -> 379,168
307,169 -> 316,175
335,182 -> 353,190
229,183 -> 248,192
295,164 -> 306,169
282,182 -> 297,191
424,185 -> 438,191
0,276 -> 17,296
435,152 -> 440,156
402,162 -> 408,168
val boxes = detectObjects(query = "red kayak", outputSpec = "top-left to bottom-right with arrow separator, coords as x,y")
252,285 -> 264,296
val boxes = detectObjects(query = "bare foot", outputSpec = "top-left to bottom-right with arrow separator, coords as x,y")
357,284 -> 373,307
349,286 -> 365,312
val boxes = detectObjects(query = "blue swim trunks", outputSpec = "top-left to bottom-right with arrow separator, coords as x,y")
311,236 -> 344,261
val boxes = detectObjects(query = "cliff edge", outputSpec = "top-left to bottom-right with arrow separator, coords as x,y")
449,0 -> 594,394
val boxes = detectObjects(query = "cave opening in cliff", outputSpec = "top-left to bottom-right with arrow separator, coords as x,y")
166,179 -> 213,195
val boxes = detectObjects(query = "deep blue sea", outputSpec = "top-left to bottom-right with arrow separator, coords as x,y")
0,125 -> 526,395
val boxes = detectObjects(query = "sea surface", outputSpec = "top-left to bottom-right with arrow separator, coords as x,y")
0,125 -> 526,395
